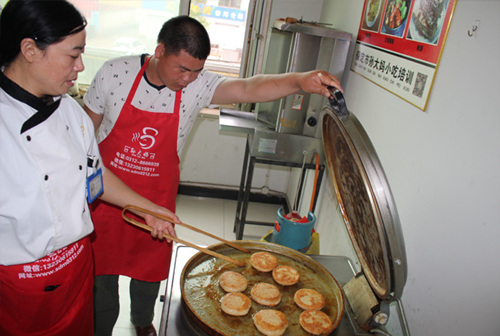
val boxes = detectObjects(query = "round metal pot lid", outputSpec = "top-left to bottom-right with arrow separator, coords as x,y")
321,91 -> 407,300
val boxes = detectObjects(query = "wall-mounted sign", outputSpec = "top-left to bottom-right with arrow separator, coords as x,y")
193,4 -> 246,22
351,0 -> 457,111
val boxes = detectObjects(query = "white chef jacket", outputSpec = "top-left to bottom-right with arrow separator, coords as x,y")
0,72 -> 103,266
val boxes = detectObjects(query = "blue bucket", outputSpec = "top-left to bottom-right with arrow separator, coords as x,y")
272,207 -> 316,251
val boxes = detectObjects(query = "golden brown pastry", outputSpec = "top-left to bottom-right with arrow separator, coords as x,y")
220,292 -> 251,316
294,288 -> 325,310
299,310 -> 333,335
251,282 -> 281,307
219,271 -> 248,293
253,309 -> 288,336
272,265 -> 300,286
250,252 -> 278,272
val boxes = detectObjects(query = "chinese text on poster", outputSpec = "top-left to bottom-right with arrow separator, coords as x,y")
351,0 -> 457,110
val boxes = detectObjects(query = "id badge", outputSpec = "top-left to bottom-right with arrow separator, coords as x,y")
86,168 -> 103,203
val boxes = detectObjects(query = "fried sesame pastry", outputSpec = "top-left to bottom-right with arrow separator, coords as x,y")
250,252 -> 278,272
220,292 -> 251,316
253,309 -> 288,336
294,288 -> 326,311
299,309 -> 333,335
219,271 -> 248,293
272,265 -> 300,286
251,282 -> 281,307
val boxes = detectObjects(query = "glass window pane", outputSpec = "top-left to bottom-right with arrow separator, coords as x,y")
1,0 -> 251,84
190,0 -> 250,78
70,0 -> 180,85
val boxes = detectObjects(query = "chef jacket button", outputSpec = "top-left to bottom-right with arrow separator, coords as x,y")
44,175 -> 49,181
79,165 -> 83,170
26,135 -> 31,141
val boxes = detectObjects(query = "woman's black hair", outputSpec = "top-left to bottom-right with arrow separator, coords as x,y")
0,0 -> 87,67
157,15 -> 211,60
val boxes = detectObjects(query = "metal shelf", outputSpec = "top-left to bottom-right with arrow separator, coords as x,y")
233,133 -> 325,240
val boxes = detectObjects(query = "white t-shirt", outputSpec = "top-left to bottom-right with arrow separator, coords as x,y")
84,54 -> 225,155
0,77 -> 102,266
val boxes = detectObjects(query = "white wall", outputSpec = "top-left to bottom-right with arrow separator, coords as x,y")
318,0 -> 500,335
270,0 -> 324,23
179,114 -> 291,193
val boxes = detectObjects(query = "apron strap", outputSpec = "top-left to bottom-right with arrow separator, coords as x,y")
174,89 -> 182,115
124,56 -> 152,106
124,56 -> 183,114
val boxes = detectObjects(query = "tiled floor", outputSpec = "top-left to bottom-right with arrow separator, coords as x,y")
112,194 -> 281,335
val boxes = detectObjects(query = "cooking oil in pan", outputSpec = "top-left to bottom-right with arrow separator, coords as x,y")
182,248 -> 342,335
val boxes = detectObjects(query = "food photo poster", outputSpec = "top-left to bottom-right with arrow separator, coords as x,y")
351,0 -> 457,111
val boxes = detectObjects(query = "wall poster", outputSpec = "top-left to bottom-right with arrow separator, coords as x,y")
351,0 -> 457,110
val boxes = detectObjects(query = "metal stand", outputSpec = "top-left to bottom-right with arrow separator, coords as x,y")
233,135 -> 325,240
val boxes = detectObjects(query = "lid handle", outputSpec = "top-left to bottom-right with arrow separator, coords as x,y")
328,87 -> 349,117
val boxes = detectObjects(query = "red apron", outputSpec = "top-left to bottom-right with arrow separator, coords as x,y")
90,56 -> 181,282
0,238 -> 93,335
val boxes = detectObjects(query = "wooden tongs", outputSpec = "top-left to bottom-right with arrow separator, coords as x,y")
122,205 -> 249,266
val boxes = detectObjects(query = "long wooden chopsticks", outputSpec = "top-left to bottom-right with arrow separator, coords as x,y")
121,205 -> 249,266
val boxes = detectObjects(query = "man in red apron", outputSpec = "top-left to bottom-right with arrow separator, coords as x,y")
84,16 -> 342,336
89,56 -> 181,335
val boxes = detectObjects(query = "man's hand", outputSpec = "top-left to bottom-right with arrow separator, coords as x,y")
212,69 -> 343,105
299,70 -> 343,98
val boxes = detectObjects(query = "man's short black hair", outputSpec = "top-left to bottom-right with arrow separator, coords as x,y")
157,15 -> 211,60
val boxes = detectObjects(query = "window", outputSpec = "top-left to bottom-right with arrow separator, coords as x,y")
0,0 -> 252,84
71,0 -> 180,84
218,0 -> 242,9
190,0 -> 250,78
75,0 -> 251,82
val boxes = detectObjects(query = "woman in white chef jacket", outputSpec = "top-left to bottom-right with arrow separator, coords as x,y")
0,1 -> 179,335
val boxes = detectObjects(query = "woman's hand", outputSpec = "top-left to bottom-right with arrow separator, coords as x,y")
142,206 -> 180,243
100,169 -> 181,243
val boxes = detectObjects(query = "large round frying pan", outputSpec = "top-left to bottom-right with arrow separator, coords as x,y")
180,240 -> 344,336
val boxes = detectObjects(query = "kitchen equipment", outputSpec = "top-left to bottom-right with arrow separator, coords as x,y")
220,109 -> 327,240
180,241 -> 344,336
219,25 -> 352,240
255,23 -> 352,138
271,148 -> 318,251
161,78 -> 410,336
284,16 -> 333,26
273,207 -> 316,251
321,89 -> 408,332
121,205 -> 249,266
160,244 -> 411,336
224,91 -> 408,334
